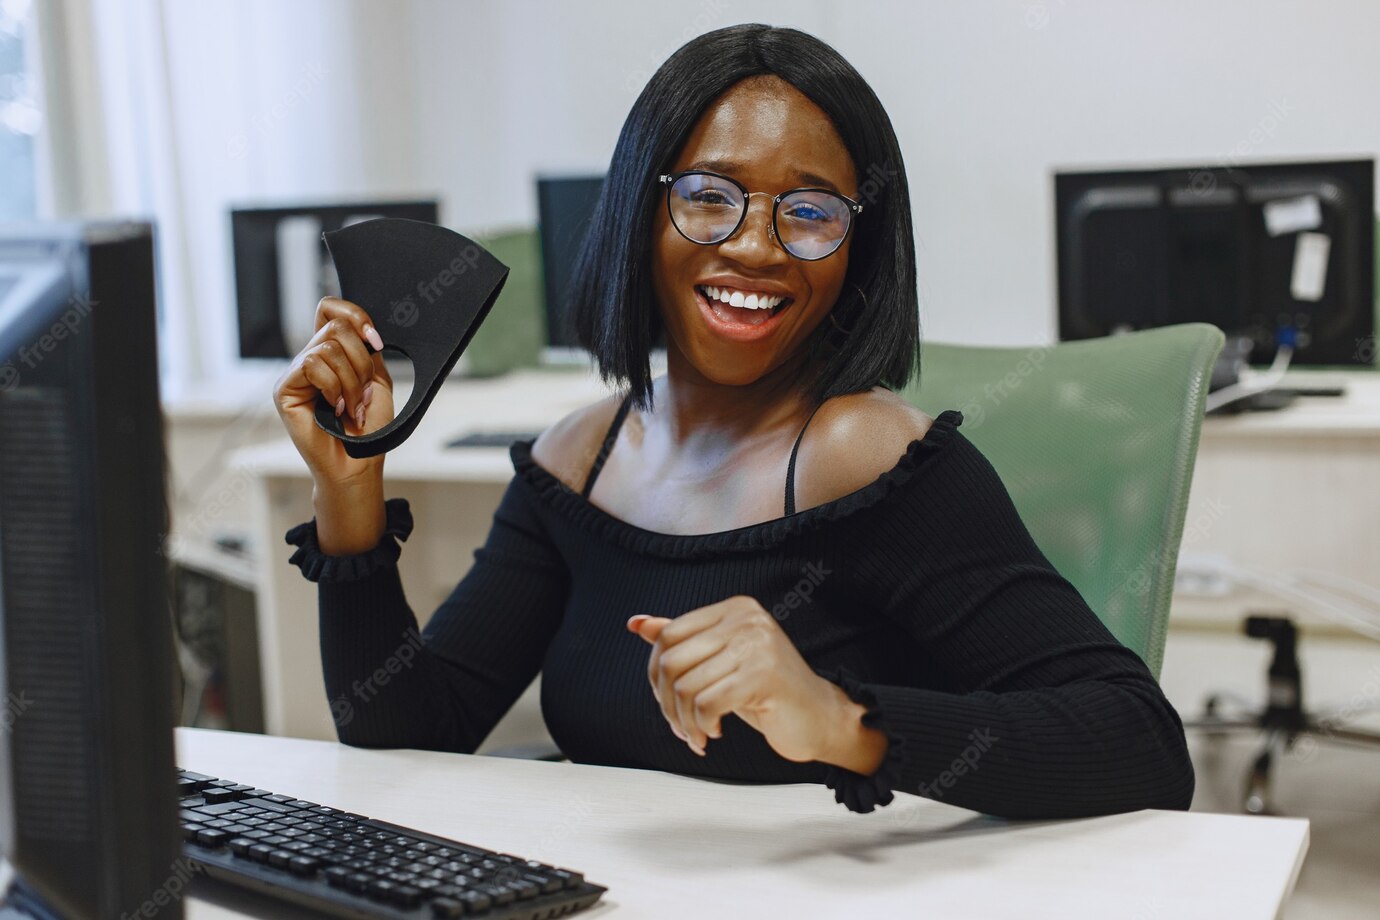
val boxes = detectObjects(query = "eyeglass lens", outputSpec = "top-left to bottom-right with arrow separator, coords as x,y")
668,173 -> 852,260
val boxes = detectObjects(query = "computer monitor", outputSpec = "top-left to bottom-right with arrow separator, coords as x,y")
1055,158 -> 1375,366
0,221 -> 181,918
232,200 -> 438,360
536,175 -> 604,359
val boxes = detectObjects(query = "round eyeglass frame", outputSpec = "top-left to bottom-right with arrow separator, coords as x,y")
656,169 -> 864,261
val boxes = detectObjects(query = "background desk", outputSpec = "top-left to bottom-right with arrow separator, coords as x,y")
160,366 -> 1380,741
178,727 -> 1309,920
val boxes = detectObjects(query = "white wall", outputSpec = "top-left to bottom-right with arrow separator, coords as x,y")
56,0 -> 1380,385
399,0 -> 1380,346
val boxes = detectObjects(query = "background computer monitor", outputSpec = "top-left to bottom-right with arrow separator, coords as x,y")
535,174 -> 669,361
0,221 -> 181,918
536,175 -> 604,358
232,200 -> 438,360
1054,158 -> 1375,366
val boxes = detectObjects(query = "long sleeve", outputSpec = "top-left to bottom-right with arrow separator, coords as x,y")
283,476 -> 570,753
816,431 -> 1196,819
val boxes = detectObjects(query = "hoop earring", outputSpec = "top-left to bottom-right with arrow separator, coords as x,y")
828,282 -> 866,336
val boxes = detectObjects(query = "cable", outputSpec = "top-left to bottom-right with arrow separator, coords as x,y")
1291,568 -> 1380,612
1204,341 -> 1294,414
1212,560 -> 1380,642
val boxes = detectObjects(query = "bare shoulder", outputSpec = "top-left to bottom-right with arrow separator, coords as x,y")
793,387 -> 935,511
529,392 -> 627,492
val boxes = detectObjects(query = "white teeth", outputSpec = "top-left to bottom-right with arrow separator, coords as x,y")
700,285 -> 786,310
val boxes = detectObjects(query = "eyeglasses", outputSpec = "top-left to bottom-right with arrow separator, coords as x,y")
657,170 -> 863,261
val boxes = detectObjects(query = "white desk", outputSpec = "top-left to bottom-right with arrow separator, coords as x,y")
1172,369 -> 1380,636
177,727 -> 1309,920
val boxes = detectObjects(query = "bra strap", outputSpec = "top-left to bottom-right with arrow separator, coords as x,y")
785,401 -> 826,516
582,392 -> 634,498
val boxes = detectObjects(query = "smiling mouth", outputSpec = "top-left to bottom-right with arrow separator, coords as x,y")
694,285 -> 795,325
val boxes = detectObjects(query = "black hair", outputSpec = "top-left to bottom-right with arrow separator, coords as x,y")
566,23 -> 921,412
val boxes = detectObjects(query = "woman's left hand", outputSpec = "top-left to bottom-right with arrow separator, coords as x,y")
627,595 -> 845,763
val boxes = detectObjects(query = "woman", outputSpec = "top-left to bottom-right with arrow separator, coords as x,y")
272,24 -> 1195,818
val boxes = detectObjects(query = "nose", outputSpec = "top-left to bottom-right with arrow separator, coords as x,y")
717,192 -> 788,265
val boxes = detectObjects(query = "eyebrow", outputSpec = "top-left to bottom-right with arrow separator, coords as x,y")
683,159 -> 844,194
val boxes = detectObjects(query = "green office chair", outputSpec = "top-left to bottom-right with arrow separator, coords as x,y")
484,322 -> 1225,761
462,227 -> 548,377
897,323 -> 1225,679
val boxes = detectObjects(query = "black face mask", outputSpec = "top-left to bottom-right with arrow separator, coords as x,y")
313,218 -> 509,458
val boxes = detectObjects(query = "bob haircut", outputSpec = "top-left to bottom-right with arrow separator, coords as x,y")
567,23 -> 921,412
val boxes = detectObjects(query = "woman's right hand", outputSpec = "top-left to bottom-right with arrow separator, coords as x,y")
273,297 -> 395,489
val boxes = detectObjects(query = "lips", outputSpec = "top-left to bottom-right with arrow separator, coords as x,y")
692,285 -> 795,342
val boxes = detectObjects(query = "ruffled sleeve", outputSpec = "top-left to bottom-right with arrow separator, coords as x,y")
810,429 -> 1195,820
284,497 -> 414,583
813,664 -> 908,814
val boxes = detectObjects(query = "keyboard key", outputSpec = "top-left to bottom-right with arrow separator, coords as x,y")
550,869 -> 583,888
525,873 -> 564,894
202,788 -> 245,805
324,866 -> 351,888
508,878 -> 540,899
389,885 -> 422,908
227,838 -> 255,856
345,873 -> 373,894
247,844 -> 274,864
195,828 -> 232,848
267,850 -> 293,869
459,889 -> 494,912
475,883 -> 517,905
288,856 -> 319,877
177,776 -> 210,793
367,879 -> 396,901
195,801 -> 248,816
429,898 -> 464,919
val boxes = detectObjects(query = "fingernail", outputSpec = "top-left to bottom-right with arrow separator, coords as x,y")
628,615 -> 649,630
363,324 -> 384,351
335,396 -> 345,416
355,405 -> 365,428
362,383 -> 374,407
671,725 -> 687,742
690,741 -> 705,757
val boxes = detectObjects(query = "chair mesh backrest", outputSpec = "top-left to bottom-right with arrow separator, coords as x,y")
896,323 -> 1224,679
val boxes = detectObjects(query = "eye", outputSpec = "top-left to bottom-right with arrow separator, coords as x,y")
688,188 -> 736,207
783,201 -> 830,222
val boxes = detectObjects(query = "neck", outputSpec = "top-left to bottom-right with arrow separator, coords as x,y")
651,341 -> 823,453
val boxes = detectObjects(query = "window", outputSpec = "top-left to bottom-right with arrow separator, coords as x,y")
0,0 -> 38,220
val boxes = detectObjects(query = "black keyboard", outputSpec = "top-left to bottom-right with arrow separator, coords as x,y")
177,768 -> 607,918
